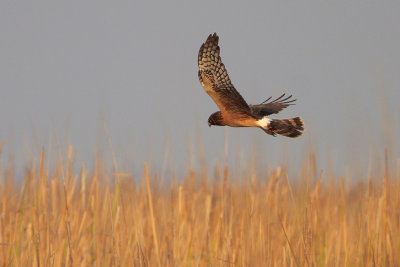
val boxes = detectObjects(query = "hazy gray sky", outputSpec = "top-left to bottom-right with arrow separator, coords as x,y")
1,1 -> 399,175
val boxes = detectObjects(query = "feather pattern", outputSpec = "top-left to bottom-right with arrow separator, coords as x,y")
198,33 -> 251,116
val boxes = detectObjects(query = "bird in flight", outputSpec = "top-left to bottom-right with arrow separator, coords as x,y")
198,33 -> 305,138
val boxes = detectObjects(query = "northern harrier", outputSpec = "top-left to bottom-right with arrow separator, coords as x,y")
198,33 -> 305,138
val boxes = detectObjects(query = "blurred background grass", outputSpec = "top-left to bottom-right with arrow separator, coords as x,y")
0,134 -> 399,265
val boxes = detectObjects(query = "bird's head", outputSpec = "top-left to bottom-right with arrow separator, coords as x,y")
208,111 -> 223,127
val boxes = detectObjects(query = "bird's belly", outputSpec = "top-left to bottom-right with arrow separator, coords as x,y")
224,116 -> 259,127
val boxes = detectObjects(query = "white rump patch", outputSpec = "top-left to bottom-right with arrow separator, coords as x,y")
257,117 -> 271,128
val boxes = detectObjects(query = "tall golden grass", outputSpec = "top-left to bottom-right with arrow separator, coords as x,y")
0,144 -> 399,266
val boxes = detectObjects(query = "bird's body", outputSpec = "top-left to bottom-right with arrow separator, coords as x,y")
198,33 -> 305,138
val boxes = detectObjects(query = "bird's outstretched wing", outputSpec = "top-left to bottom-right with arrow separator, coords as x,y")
249,94 -> 296,117
198,33 -> 251,115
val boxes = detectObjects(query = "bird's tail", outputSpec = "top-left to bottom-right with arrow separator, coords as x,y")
262,117 -> 305,138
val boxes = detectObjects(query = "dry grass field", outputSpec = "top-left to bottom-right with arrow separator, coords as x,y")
0,144 -> 399,266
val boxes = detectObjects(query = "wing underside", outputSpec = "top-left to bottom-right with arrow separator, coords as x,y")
198,33 -> 251,116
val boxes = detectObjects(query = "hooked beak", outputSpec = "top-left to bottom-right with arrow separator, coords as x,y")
208,121 -> 211,127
